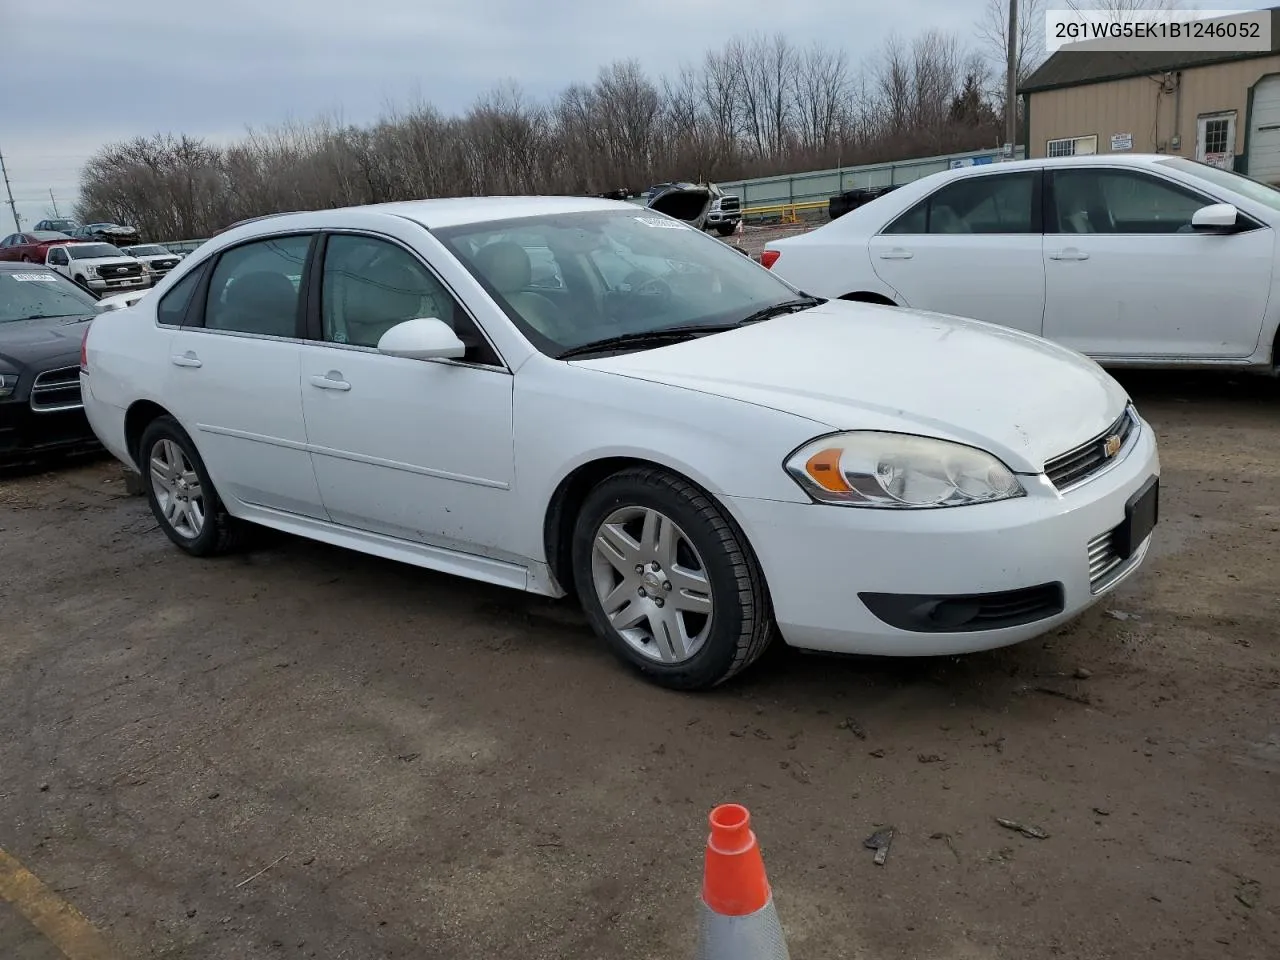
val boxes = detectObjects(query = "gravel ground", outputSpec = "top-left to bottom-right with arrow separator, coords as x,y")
1,370 -> 1277,960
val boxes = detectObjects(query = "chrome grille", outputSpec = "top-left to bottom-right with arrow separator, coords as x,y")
30,366 -> 84,412
1088,529 -> 1123,590
1045,407 -> 1137,492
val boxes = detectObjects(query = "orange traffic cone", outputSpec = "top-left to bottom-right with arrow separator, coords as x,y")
697,804 -> 790,960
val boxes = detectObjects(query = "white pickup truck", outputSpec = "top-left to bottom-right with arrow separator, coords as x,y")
44,242 -> 148,293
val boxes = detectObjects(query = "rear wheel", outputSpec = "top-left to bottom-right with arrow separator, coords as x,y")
139,415 -> 245,556
571,466 -> 775,690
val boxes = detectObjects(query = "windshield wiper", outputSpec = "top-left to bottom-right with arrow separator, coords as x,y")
557,325 -> 728,359
556,296 -> 825,360
733,295 -> 825,326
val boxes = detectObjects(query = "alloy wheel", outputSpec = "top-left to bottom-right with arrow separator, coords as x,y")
148,438 -> 206,539
589,505 -> 714,663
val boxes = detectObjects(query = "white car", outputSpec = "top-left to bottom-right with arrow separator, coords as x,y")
45,242 -> 148,293
79,197 -> 1160,690
764,154 -> 1280,371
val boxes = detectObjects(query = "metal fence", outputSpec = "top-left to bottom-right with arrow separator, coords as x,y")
720,146 -> 1026,221
154,146 -> 1027,247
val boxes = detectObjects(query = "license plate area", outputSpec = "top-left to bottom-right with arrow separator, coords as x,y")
1115,475 -> 1159,560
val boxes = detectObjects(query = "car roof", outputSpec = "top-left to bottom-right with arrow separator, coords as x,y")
375,195 -> 627,228
230,195 -> 631,235
941,153 -> 1176,179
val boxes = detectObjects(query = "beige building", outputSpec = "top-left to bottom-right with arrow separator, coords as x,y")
1020,9 -> 1280,182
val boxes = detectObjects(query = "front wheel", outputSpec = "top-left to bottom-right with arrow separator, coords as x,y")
571,467 -> 775,690
139,415 -> 245,556
715,223 -> 737,237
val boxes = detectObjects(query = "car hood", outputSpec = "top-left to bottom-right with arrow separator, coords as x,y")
0,313 -> 94,369
571,300 -> 1130,473
77,257 -> 136,267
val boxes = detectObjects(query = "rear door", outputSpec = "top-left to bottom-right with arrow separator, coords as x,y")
164,232 -> 328,518
867,169 -> 1046,336
1041,166 -> 1274,358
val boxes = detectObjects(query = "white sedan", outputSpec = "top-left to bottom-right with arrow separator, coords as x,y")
79,197 -> 1160,690
764,154 -> 1280,371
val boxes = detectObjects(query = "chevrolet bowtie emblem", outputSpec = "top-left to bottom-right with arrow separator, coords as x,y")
1103,434 -> 1122,458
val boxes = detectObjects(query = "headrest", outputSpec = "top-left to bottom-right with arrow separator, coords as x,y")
472,241 -> 531,294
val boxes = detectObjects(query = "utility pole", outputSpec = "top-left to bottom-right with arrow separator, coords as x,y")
49,188 -> 61,217
1005,0 -> 1019,151
0,147 -> 20,231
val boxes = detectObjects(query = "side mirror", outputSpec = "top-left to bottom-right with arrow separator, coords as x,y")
376,317 -> 467,360
1191,202 -> 1239,231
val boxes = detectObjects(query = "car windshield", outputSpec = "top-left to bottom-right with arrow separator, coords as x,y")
31,231 -> 69,241
435,209 -> 804,355
0,270 -> 99,322
126,245 -> 168,256
68,243 -> 125,259
1156,157 -> 1280,213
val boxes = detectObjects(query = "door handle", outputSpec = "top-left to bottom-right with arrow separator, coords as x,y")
1048,249 -> 1090,261
170,352 -> 202,368
309,372 -> 351,391
878,248 -> 914,260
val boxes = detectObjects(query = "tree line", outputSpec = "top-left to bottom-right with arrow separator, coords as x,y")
76,0 -> 1177,239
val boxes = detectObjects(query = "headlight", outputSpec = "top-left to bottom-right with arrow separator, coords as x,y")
784,432 -> 1026,509
85,265 -> 99,277
0,373 -> 18,398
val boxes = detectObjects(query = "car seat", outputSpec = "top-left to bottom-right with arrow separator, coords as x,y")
343,256 -> 435,347
219,271 -> 297,337
472,241 -> 567,339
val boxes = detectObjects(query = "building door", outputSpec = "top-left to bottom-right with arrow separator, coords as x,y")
1196,111 -> 1237,170
1248,75 -> 1280,183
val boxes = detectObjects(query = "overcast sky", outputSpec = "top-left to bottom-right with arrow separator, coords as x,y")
0,0 -> 1247,232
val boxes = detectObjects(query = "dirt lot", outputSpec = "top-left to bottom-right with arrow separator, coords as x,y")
1,370 -> 1278,960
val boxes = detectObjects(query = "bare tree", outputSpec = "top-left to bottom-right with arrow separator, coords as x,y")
790,42 -> 852,158
976,0 -> 1047,92
1079,0 -> 1183,16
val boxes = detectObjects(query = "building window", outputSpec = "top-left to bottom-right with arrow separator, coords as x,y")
1046,135 -> 1098,158
1203,117 -> 1231,155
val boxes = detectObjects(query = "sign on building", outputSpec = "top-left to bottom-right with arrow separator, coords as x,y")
1110,133 -> 1134,152
948,155 -> 996,169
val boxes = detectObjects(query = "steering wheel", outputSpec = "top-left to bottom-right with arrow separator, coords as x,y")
623,270 -> 673,306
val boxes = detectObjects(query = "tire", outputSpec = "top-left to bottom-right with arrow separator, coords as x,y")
571,466 -> 775,690
715,223 -> 737,237
73,274 -> 87,288
138,415 -> 245,556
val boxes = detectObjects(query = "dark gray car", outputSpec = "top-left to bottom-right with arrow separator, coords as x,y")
0,263 -> 101,463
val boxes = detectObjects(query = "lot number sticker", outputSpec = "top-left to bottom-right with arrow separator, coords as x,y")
633,216 -> 687,230
12,273 -> 59,282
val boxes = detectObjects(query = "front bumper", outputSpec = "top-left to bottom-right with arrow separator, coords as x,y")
0,397 -> 98,463
706,211 -> 741,224
726,416 -> 1160,657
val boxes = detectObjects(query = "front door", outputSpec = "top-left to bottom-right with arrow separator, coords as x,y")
1042,166 -> 1274,359
298,232 -> 518,562
1197,112 -> 1237,170
164,232 -> 327,518
867,169 -> 1046,336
